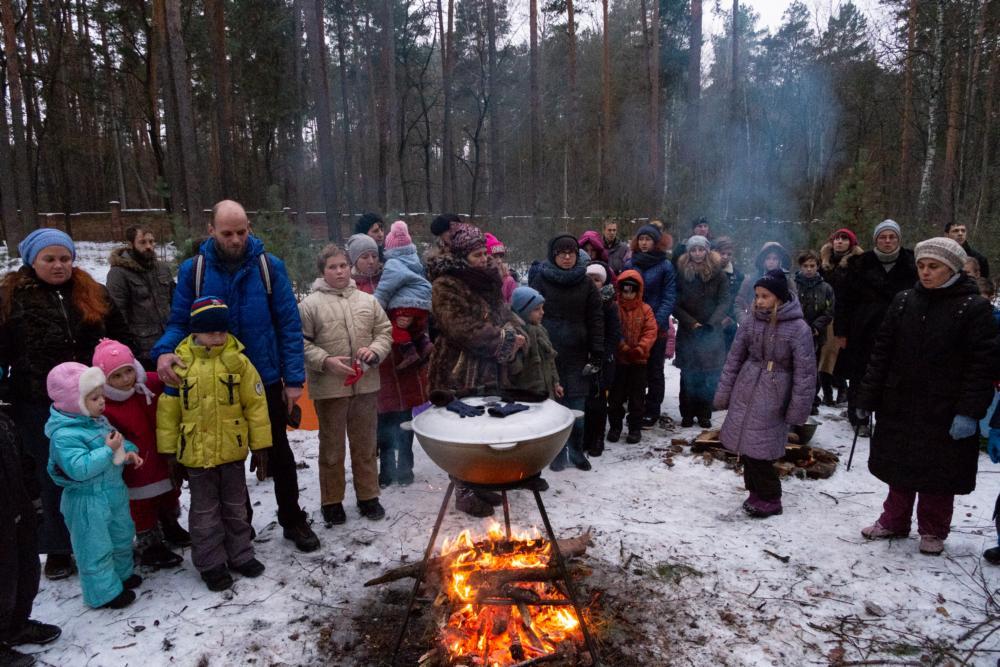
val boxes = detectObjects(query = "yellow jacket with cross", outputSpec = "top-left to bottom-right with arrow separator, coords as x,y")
156,334 -> 271,468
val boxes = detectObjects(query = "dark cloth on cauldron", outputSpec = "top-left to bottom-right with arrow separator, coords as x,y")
857,276 -> 997,495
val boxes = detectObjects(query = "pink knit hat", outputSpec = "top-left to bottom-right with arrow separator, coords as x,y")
92,338 -> 135,377
384,220 -> 412,250
47,362 -> 106,415
485,233 -> 506,256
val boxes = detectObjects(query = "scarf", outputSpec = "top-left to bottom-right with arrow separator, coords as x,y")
630,250 -> 667,271
874,246 -> 900,272
104,379 -> 156,405
930,271 -> 963,290
539,259 -> 587,286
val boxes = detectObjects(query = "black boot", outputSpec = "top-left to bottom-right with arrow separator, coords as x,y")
568,448 -> 592,471
43,554 -> 75,581
137,530 -> 184,569
358,498 -> 387,520
230,558 -> 266,577
201,565 -> 234,592
160,516 -> 191,547
6,620 -> 61,646
101,589 -> 136,609
606,424 -> 622,443
322,503 -> 347,525
984,545 -> 1000,565
0,645 -> 36,667
455,487 -> 493,517
283,520 -> 321,552
625,428 -> 641,444
123,574 -> 142,590
820,374 -> 835,406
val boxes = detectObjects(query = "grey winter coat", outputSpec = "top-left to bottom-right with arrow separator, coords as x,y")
106,247 -> 174,365
714,299 -> 816,461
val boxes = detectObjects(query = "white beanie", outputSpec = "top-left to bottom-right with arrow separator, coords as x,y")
914,237 -> 968,274
585,263 -> 607,283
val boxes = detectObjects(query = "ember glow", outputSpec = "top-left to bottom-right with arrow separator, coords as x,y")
437,522 -> 584,665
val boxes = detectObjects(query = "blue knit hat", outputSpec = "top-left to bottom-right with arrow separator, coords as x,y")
18,228 -> 76,266
511,286 -> 545,318
190,296 -> 230,333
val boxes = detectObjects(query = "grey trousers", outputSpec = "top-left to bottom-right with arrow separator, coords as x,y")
187,461 -> 254,573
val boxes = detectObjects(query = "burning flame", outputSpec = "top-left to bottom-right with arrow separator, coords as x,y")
437,521 -> 584,666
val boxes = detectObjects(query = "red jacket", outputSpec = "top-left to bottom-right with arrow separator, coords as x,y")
616,270 -> 658,365
102,372 -> 174,500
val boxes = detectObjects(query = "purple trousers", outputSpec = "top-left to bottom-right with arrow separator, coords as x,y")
877,486 -> 954,539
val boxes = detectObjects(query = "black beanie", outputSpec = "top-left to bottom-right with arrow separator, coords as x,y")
753,269 -> 791,303
548,234 -> 580,262
691,216 -> 709,230
355,212 -> 384,235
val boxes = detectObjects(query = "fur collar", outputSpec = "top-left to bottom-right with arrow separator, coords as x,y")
820,243 -> 863,272
677,250 -> 722,282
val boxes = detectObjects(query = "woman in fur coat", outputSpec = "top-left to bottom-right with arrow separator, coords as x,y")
817,228 -> 863,405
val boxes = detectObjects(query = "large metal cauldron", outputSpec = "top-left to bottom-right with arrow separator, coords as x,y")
404,397 -> 577,485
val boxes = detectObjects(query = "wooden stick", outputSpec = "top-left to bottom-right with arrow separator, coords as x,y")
364,532 -> 592,587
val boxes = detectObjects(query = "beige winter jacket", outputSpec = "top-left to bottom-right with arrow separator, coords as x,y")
298,278 -> 393,399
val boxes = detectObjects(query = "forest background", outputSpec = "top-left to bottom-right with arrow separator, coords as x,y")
0,0 -> 997,265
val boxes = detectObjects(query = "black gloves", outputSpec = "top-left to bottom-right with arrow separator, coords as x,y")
446,400 -> 485,418
250,450 -> 269,481
488,402 -> 530,418
429,389 -> 456,407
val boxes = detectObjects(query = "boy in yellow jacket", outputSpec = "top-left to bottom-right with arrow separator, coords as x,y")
156,297 -> 271,592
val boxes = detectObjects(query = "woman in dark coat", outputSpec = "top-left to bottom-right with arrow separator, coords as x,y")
856,237 -> 997,556
0,229 -> 133,580
428,223 -> 526,516
530,235 -> 604,471
674,236 -> 730,428
834,219 -> 917,435
817,228 -> 863,405
624,224 -> 676,427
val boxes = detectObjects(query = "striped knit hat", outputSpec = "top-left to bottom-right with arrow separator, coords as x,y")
190,296 -> 230,333
914,237 -> 968,274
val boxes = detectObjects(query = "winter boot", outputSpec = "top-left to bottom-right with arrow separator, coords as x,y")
0,645 -> 35,667
397,471 -> 415,486
521,475 -> 549,492
283,520 -> 321,552
395,342 -> 421,371
742,494 -> 783,518
231,558 -> 266,577
6,620 -> 61,646
137,530 -> 184,569
625,428 -> 642,444
698,416 -> 713,429
123,574 -> 142,590
474,490 -> 504,506
835,388 -> 848,405
358,498 -> 387,521
861,521 -> 907,540
568,447 -> 592,471
455,487 -> 494,518
857,423 -> 872,438
201,565 -> 234,592
548,448 -> 568,472
640,415 -> 658,430
918,535 -> 945,556
983,545 -> 1000,565
605,424 -> 622,443
820,375 -> 835,406
160,516 -> 192,547
680,416 -> 695,428
378,468 -> 395,489
322,503 -> 347,525
43,554 -> 75,580
101,589 -> 136,609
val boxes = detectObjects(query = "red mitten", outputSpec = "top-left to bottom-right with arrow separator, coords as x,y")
343,360 -> 365,386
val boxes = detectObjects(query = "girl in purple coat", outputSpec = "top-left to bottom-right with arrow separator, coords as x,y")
714,269 -> 817,518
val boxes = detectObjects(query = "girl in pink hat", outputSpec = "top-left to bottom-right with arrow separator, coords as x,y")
94,338 -> 187,570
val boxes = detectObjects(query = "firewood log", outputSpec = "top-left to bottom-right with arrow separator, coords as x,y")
363,532 -> 593,587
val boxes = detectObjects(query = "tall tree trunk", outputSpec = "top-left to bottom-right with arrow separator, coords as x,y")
332,0 -> 356,213
437,0 -> 454,210
565,0 -> 577,214
942,54 -> 962,225
0,0 -> 36,244
917,0 -> 945,221
486,0 -> 501,215
899,0 -> 919,208
648,0 -> 660,208
287,0 -> 307,216
163,0 -> 203,232
97,0 -> 127,207
599,0 -> 610,207
685,0 -> 701,202
205,0 -> 235,200
529,0 -> 540,214
0,70 -> 21,241
303,0 -> 341,241
974,40 -> 998,233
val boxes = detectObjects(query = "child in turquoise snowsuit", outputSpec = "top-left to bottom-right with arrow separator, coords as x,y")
45,362 -> 143,609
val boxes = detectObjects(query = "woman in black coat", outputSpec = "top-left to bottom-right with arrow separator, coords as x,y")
530,235 -> 604,470
834,220 -> 917,435
856,237 -> 997,556
0,230 -> 133,579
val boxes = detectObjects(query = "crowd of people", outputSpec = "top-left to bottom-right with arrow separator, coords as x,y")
0,204 -> 998,666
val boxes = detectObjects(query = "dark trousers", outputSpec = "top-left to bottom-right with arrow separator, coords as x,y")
742,456 -> 781,501
552,396 -> 586,464
378,410 -> 415,483
583,375 -> 608,454
877,486 -> 954,539
14,403 -> 71,555
643,337 -> 668,420
609,363 -> 648,430
264,383 -> 305,527
679,369 -> 720,420
188,461 -> 254,573
0,513 -> 40,641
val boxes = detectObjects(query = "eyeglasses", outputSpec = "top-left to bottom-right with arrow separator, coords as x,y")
556,249 -> 577,257
620,285 -> 637,292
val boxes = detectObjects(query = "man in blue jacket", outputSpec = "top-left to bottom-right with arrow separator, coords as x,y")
152,200 -> 320,553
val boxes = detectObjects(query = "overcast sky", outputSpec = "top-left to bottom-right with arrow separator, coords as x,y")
707,0 -> 895,36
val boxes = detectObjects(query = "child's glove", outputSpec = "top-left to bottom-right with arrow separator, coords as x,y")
446,400 -> 485,418
488,402 -> 530,418
343,360 -> 367,387
949,415 -> 978,440
250,450 -> 269,481
987,428 -> 1000,464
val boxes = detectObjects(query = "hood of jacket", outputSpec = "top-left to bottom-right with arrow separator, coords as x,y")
820,242 -> 864,272
754,242 -> 791,274
384,244 -> 425,273
310,276 -> 358,297
578,231 -> 609,262
616,269 -> 646,307
752,297 -> 804,322
109,246 -> 155,272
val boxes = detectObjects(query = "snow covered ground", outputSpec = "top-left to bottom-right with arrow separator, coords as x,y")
15,243 -> 1000,666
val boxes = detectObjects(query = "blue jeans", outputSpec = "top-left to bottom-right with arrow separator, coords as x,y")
554,396 -> 586,463
377,410 -> 414,483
